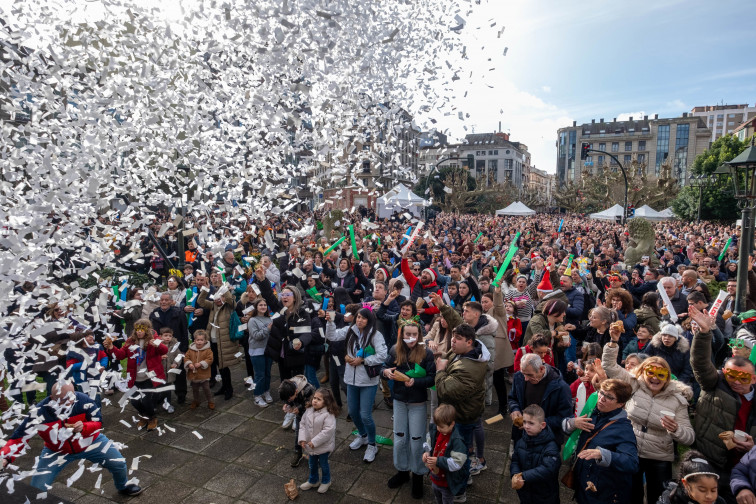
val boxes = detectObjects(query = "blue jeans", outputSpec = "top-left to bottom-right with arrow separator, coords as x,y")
31,434 -> 127,491
308,452 -> 331,484
454,420 -> 477,496
347,384 -> 378,444
304,365 -> 321,390
393,401 -> 428,475
250,355 -> 272,396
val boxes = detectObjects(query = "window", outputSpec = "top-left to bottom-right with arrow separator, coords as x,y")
638,153 -> 646,164
675,123 -> 690,180
488,160 -> 498,185
585,155 -> 592,164
504,159 -> 513,170
598,155 -> 604,165
625,141 -> 632,151
717,114 -> 724,119
599,143 -> 606,151
624,155 -> 632,164
611,142 -> 619,152
488,150 -> 493,155
638,140 -> 646,151
493,150 -> 498,155
655,124 -> 670,175
362,161 -> 371,173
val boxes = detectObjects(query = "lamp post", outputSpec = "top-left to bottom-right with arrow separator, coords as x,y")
689,173 -> 713,223
581,144 -> 629,223
715,138 -> 756,314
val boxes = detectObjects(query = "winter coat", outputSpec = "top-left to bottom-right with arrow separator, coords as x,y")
326,323 -> 388,387
602,342 -> 695,462
108,335 -> 168,388
425,318 -> 452,357
731,445 -> 756,499
298,406 -> 337,456
425,423 -> 469,496
382,344 -> 436,404
183,340 -> 214,381
197,290 -> 240,369
645,333 -> 694,384
522,311 -> 550,347
65,343 -> 108,385
247,316 -> 271,357
508,365 -> 572,446
634,305 -> 661,334
692,329 -> 756,469
267,307 -> 312,369
305,315 -> 326,369
149,305 -> 189,351
509,426 -> 561,504
160,336 -> 183,384
1,392 -> 103,462
622,337 -> 651,361
401,258 -> 441,322
563,287 -> 585,326
436,341 -> 490,424
658,481 -> 727,504
285,375 -> 315,419
563,408 -> 639,504
486,289 -> 515,370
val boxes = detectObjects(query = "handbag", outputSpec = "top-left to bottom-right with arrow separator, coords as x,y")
364,363 -> 382,378
560,419 -> 616,489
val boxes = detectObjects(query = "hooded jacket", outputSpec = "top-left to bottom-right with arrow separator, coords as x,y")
197,289 -> 241,369
382,344 -> 436,404
108,334 -> 168,388
645,332 -> 693,384
325,322 -> 388,387
510,425 -> 561,504
183,340 -> 214,381
425,423 -> 469,496
0,392 -> 102,462
401,258 -> 441,319
298,404 -> 336,456
731,445 -> 756,499
486,289 -> 515,370
634,304 -> 661,334
266,300 -> 312,369
563,408 -> 639,504
436,340 -> 490,424
508,365 -> 572,445
602,342 -> 695,461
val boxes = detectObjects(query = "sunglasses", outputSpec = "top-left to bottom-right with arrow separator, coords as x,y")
135,324 -> 150,331
644,366 -> 670,381
280,292 -> 294,298
724,368 -> 754,385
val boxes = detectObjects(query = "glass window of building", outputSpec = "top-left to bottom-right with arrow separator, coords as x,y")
611,142 -> 619,152
599,142 -> 606,151
638,153 -> 646,164
638,140 -> 646,151
625,141 -> 632,151
655,125 -> 670,176
624,155 -> 631,164
598,155 -> 604,165
488,160 -> 498,185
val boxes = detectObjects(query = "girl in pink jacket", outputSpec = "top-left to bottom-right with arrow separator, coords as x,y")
298,388 -> 340,494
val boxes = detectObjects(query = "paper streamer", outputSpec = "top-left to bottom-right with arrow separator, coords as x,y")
657,282 -> 678,323
401,222 -> 425,255
709,290 -> 729,317
719,236 -> 734,261
348,225 -> 359,260
323,235 -> 346,256
492,232 -> 522,287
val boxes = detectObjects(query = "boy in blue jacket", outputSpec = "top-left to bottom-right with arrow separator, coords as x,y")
423,404 -> 469,504
510,404 -> 561,504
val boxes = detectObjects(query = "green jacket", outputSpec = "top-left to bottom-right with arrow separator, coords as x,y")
523,290 -> 569,347
692,329 -> 756,469
435,341 -> 489,424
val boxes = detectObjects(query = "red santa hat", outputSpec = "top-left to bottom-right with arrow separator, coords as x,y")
375,266 -> 390,281
422,268 -> 437,284
537,272 -> 553,293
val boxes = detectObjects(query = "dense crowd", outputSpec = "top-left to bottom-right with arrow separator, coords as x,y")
4,208 -> 756,504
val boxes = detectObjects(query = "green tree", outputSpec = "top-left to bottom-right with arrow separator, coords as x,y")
671,135 -> 753,221
413,166 -> 476,204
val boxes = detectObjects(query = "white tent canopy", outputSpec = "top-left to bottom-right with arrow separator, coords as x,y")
589,204 -> 625,220
659,207 -> 675,219
495,201 -> 536,216
632,204 -> 668,221
376,183 -> 428,219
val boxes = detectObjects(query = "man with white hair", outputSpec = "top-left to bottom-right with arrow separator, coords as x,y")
1,381 -> 142,496
659,276 -> 689,319
507,353 -> 572,446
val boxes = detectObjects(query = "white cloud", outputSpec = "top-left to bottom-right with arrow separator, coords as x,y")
541,85 -> 552,93
617,111 -> 647,121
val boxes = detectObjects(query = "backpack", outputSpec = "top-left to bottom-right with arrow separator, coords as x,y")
229,310 -> 243,341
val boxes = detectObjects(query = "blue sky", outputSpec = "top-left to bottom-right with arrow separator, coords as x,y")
439,0 -> 756,173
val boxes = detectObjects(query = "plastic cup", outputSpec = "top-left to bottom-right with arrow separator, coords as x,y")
562,334 -> 570,344
327,310 -> 336,321
659,410 -> 675,419
735,430 -> 747,442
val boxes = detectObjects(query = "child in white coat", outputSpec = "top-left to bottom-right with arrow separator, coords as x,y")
298,388 -> 340,494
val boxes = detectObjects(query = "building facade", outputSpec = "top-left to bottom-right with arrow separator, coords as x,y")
690,103 -> 756,143
556,114 -> 711,188
733,117 -> 756,143
526,166 -> 554,206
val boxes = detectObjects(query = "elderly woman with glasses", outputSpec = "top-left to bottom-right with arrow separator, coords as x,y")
562,379 -> 639,504
600,321 -> 695,504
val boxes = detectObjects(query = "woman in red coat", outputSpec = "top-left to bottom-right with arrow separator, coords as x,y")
104,318 -> 167,431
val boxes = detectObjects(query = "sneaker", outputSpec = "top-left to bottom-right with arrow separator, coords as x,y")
300,481 -> 319,490
363,444 -> 378,463
190,401 -> 199,409
292,418 -> 297,431
467,475 -> 473,486
246,381 -> 256,391
137,418 -> 148,430
282,412 -> 296,429
290,453 -> 304,467
349,434 -> 368,450
317,482 -> 331,494
469,459 -> 487,476
254,396 -> 269,407
208,402 -> 215,410
118,484 -> 144,497
244,376 -> 255,385
453,493 -> 467,503
163,402 -> 175,414
147,417 -> 158,431
264,391 -> 273,404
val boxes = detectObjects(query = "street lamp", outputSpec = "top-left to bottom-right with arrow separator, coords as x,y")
714,138 -> 756,314
688,173 -> 713,223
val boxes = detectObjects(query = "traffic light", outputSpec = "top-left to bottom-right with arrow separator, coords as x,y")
580,143 -> 591,160
466,154 -> 474,169
627,204 -> 635,217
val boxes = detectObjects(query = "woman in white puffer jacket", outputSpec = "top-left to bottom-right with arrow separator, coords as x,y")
602,324 -> 695,504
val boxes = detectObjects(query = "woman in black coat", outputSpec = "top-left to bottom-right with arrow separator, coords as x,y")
266,286 -> 311,379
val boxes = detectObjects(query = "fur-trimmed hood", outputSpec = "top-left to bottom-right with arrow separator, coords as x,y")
649,331 -> 689,354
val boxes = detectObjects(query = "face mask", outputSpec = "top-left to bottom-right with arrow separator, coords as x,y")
403,337 -> 417,344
